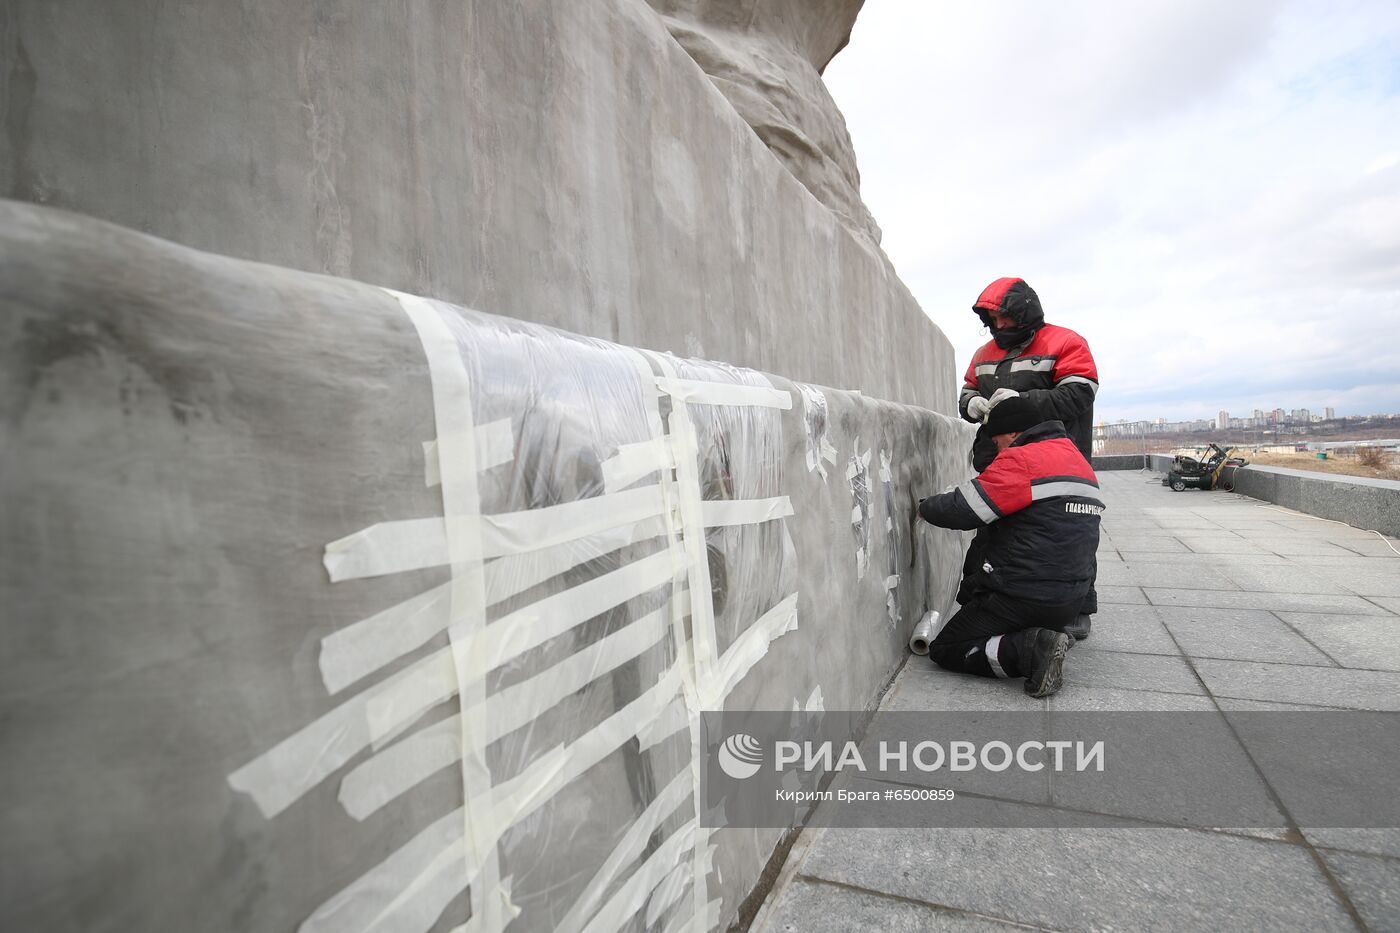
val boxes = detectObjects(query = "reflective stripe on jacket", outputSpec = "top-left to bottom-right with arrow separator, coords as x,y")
959,324 -> 1098,471
920,420 -> 1102,605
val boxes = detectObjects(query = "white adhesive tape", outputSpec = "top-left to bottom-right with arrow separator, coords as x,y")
645,862 -> 692,932
578,821 -> 698,933
229,643 -> 459,819
702,592 -> 799,709
330,669 -> 684,932
662,898 -> 721,933
654,376 -> 792,410
322,484 -> 668,582
318,516 -> 668,694
441,878 -> 518,933
422,418 -> 514,487
309,666 -> 689,933
635,695 -> 690,752
363,549 -> 679,745
699,496 -> 793,528
340,607 -> 670,819
554,769 -> 692,933
602,437 -> 675,493
380,288 -> 504,933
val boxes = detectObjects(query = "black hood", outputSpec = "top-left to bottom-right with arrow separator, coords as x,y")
972,277 -> 1046,334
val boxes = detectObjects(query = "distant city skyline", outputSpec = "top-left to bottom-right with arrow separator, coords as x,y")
1104,404 -> 1397,427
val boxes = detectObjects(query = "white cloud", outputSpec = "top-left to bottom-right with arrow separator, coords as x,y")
825,0 -> 1400,421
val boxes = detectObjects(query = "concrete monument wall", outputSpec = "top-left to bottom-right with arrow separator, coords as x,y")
1,0 -> 971,929
0,0 -> 950,411
0,203 -> 972,930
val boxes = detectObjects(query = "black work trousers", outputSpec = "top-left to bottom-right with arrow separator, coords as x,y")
929,590 -> 1081,678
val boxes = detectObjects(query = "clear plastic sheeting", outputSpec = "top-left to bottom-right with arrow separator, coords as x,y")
796,383 -> 838,482
846,438 -> 873,580
669,357 -> 796,662
226,295 -> 801,933
879,449 -> 900,627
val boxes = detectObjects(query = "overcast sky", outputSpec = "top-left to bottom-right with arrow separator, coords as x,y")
824,0 -> 1400,423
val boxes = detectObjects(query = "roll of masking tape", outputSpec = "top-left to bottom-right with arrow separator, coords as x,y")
909,610 -> 941,655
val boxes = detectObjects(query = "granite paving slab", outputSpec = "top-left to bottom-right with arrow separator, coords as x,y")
1095,585 -> 1149,605
1060,649 -> 1204,695
1308,565 -> 1400,598
1068,617 -> 1179,656
795,821 -> 1356,932
756,877 -> 1055,933
1194,657 -> 1400,710
1115,562 -> 1240,591
1318,850 -> 1400,933
889,664 -> 1048,712
1146,588 -> 1392,615
1274,612 -> 1400,672
1160,611 -> 1337,666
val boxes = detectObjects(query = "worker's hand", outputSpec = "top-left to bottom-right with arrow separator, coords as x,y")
966,395 -> 991,421
987,387 -> 1020,409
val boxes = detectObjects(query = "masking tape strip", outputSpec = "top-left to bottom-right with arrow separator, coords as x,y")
636,694 -> 690,751
230,642 -> 464,818
663,898 -> 721,933
332,670 -> 684,933
642,354 -> 738,933
302,747 -> 569,933
646,842 -> 716,932
380,289 -> 502,932
655,376 -> 793,410
307,663 -> 682,933
297,806 -> 465,933
318,516 -> 667,694
643,354 -> 720,693
579,821 -> 698,933
699,496 -> 793,528
441,878 -> 518,933
554,769 -> 693,933
365,549 -> 680,744
340,607 -> 670,819
602,437 -> 675,493
422,418 -> 514,487
702,592 -> 800,709
322,484 -> 667,582
645,863 -> 692,932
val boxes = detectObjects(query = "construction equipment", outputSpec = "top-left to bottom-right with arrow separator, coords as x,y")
1162,443 -> 1248,491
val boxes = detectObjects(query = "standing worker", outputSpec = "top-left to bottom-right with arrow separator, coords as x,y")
917,397 -> 1103,697
959,277 -> 1100,640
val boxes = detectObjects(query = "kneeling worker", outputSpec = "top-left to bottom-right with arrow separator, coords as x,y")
917,397 -> 1104,697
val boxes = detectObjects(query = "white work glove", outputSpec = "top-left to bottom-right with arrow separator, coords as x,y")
987,387 -> 1020,409
966,395 -> 991,421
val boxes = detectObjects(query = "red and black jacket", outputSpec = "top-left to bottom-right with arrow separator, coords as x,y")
919,421 -> 1103,605
960,278 -> 1099,471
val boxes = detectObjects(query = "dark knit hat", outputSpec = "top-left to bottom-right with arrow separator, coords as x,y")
983,396 -> 1043,436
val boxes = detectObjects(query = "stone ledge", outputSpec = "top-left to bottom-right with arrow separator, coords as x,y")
1093,454 -> 1148,471
1146,456 -> 1400,537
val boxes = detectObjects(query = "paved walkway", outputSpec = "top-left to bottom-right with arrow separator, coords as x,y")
753,471 -> 1400,932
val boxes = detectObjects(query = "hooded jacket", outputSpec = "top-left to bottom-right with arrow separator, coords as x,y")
919,420 -> 1102,605
960,278 -> 1099,471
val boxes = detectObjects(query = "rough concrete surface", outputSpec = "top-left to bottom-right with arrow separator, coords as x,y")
0,0 -> 947,411
645,0 -> 881,242
0,200 -> 973,931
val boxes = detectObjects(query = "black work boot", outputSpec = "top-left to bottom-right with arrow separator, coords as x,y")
1020,628 -> 1071,698
1064,614 -> 1092,642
